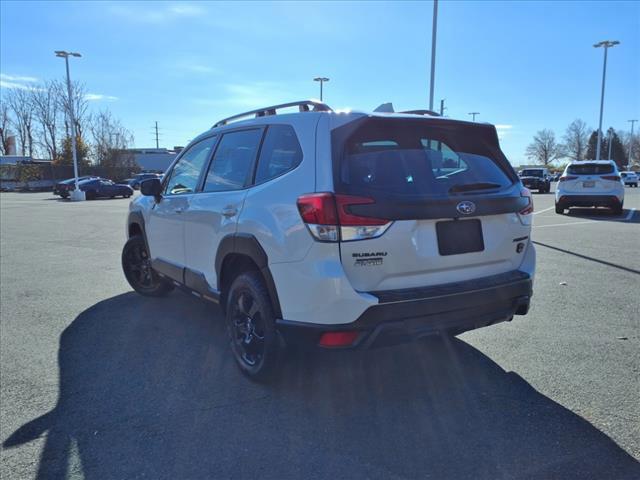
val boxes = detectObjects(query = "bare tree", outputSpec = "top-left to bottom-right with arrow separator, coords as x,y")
89,109 -> 135,167
6,88 -> 34,156
562,119 -> 589,161
0,99 -> 11,155
30,81 -> 61,160
58,80 -> 89,142
525,129 -> 563,166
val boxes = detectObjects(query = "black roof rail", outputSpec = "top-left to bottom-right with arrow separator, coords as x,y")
400,109 -> 441,117
212,100 -> 333,128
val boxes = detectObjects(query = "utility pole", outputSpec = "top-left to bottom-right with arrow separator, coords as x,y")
313,77 -> 329,102
468,112 -> 479,122
439,99 -> 446,116
628,119 -> 638,169
593,40 -> 620,161
154,121 -> 159,149
55,50 -> 84,201
428,0 -> 438,111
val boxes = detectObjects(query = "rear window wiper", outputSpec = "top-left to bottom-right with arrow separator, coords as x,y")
448,182 -> 502,193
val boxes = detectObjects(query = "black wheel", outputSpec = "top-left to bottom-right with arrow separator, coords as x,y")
121,236 -> 173,297
85,190 -> 96,200
612,204 -> 623,215
60,193 -> 69,199
225,271 -> 279,381
555,203 -> 564,214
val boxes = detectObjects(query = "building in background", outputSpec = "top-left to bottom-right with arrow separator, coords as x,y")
126,147 -> 181,172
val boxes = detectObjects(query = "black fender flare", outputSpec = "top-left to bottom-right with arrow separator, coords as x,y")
215,233 -> 282,318
127,211 -> 150,253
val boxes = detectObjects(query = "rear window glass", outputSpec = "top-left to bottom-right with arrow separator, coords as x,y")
567,163 -> 614,175
337,119 -> 514,196
520,169 -> 544,177
254,125 -> 302,184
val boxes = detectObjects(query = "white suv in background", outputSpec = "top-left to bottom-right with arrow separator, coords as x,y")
620,171 -> 639,187
556,160 -> 625,214
122,101 -> 536,380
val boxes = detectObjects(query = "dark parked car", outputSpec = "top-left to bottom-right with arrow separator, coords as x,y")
126,173 -> 163,190
53,176 -> 99,198
519,168 -> 551,193
76,178 -> 134,200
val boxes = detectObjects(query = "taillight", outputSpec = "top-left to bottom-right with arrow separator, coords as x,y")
519,187 -> 533,215
297,193 -> 392,242
601,175 -> 621,182
559,175 -> 578,182
518,187 -> 533,226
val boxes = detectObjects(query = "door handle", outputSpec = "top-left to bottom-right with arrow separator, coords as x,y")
222,206 -> 238,218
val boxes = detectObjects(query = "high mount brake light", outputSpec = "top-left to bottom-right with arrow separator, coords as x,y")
296,193 -> 392,242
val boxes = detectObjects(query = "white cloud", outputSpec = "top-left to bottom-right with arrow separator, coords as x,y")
0,74 -> 41,90
110,2 -> 205,24
0,74 -> 39,83
85,93 -> 118,101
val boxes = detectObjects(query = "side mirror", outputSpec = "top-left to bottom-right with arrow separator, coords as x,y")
140,178 -> 162,199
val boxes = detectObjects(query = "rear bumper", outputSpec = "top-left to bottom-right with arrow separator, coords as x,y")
556,194 -> 622,207
277,270 -> 533,349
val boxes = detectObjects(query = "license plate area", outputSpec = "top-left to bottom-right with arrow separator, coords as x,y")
583,180 -> 595,188
436,219 -> 484,256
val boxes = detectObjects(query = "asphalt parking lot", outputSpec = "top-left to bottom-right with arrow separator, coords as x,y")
1,187 -> 639,479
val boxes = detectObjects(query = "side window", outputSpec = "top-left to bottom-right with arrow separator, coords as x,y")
164,136 -> 217,195
203,129 -> 262,192
255,125 -> 303,184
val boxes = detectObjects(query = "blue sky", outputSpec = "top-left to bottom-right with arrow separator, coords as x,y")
1,0 -> 639,165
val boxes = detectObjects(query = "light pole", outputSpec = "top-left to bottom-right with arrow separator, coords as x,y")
629,119 -> 638,169
593,40 -> 620,161
428,0 -> 438,111
468,112 -> 479,122
313,77 -> 329,102
55,50 -> 84,201
607,127 -> 614,160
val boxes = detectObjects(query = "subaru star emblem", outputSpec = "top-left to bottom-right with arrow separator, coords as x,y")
456,201 -> 476,215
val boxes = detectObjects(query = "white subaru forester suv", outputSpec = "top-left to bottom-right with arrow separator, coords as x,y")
122,101 -> 536,380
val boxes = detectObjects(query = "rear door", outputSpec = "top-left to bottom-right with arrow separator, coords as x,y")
184,128 -> 264,291
333,117 -> 531,292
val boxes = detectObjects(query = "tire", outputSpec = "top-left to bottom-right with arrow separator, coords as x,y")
121,236 -> 174,297
225,271 -> 280,381
555,203 -> 564,214
86,190 -> 96,200
60,193 -> 69,199
612,204 -> 623,215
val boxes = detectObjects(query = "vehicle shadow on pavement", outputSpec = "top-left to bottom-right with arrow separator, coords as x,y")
4,292 -> 639,479
566,207 -> 640,223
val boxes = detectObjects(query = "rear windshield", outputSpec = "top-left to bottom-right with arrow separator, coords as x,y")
520,169 -> 544,177
567,163 -> 614,175
334,118 -> 515,196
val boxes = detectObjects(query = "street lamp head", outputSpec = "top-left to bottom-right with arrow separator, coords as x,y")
313,77 -> 329,82
55,50 -> 82,58
593,40 -> 620,48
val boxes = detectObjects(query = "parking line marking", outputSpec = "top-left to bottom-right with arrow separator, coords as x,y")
533,206 -> 555,215
624,208 -> 636,221
533,220 -> 597,229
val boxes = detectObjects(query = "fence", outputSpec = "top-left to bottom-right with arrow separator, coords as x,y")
0,164 -> 141,191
